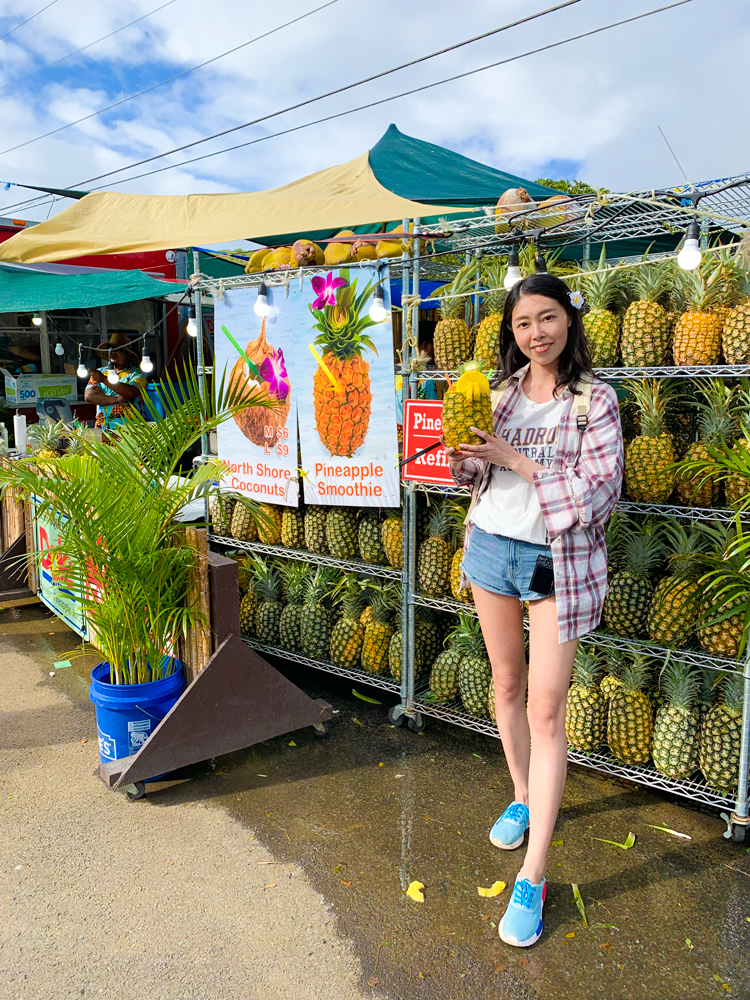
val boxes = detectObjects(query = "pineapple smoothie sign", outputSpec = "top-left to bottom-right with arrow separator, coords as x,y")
214,287 -> 298,506
291,266 -> 400,507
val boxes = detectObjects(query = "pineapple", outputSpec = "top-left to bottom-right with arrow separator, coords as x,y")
565,644 -> 606,753
446,501 -> 473,603
600,650 -> 625,701
304,505 -> 329,554
696,525 -> 747,659
387,606 -> 441,685
361,585 -> 398,675
250,558 -> 283,647
329,575 -> 366,669
700,674 -> 744,792
723,300 -> 750,364
473,259 -> 506,368
281,506 -> 305,549
388,610 -> 403,680
381,513 -> 403,569
488,675 -> 497,725
724,380 -> 750,508
358,511 -> 386,564
230,499 -> 259,543
647,520 -> 707,647
673,260 -> 731,366
429,639 -> 462,703
432,260 -> 479,371
652,661 -> 700,779
676,380 -> 737,507
417,505 -> 452,597
607,654 -> 654,765
309,269 -> 377,457
604,522 -> 665,638
623,379 -> 677,503
278,562 -> 310,652
210,491 -> 237,536
239,586 -> 258,637
581,246 -> 625,367
621,260 -> 672,367
441,360 -> 494,450
300,568 -> 335,661
326,507 -> 358,560
28,419 -> 66,460
257,503 -> 282,545
455,614 -> 493,718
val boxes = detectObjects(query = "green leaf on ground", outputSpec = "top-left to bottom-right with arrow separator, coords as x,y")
593,832 -> 636,850
551,839 -> 563,846
572,883 -> 588,926
352,718 -> 365,727
352,689 -> 381,705
648,823 -> 691,840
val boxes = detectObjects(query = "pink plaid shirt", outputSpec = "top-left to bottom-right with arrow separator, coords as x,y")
453,365 -> 623,643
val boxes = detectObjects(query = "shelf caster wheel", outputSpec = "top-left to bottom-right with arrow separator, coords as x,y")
124,781 -> 146,801
312,721 -> 329,737
388,706 -> 406,727
721,811 -> 749,842
407,713 -> 427,733
732,824 -> 747,843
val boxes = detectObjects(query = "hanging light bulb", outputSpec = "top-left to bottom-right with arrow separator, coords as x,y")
140,348 -> 154,374
107,356 -> 120,385
76,344 -> 88,379
186,304 -> 198,337
32,313 -> 42,327
368,284 -> 387,322
535,254 -> 548,274
504,247 -> 522,290
254,280 -> 270,317
54,337 -> 64,356
678,219 -> 702,271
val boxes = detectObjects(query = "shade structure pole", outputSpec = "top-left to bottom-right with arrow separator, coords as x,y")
192,247 -> 208,460
397,218 -> 413,725
39,311 -> 51,374
405,220 -> 421,723
730,644 -> 750,835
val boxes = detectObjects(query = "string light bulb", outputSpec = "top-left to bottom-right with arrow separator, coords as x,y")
76,344 -> 88,379
368,284 -> 387,322
107,356 -> 120,385
535,254 -> 548,274
54,337 -> 64,356
504,247 -> 522,290
32,313 -> 42,327
254,280 -> 270,317
678,219 -> 702,271
186,304 -> 198,337
140,349 -> 154,374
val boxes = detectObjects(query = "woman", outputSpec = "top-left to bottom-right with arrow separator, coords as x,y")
443,273 -> 623,948
84,332 -> 148,434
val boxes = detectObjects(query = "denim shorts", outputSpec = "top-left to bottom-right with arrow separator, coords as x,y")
462,526 -> 554,601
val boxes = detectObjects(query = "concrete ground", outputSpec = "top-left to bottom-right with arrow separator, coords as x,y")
2,604 -> 750,1000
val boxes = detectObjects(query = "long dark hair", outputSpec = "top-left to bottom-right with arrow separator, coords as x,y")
492,273 -> 592,395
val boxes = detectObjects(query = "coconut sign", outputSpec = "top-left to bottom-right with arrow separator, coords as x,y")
214,286 -> 299,507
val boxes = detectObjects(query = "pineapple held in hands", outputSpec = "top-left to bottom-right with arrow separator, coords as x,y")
441,360 -> 494,451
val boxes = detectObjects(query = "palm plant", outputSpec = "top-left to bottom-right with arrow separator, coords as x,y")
0,365 -> 275,684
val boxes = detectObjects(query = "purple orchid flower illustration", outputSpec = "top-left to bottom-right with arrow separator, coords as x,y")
311,271 -> 347,311
258,348 -> 290,402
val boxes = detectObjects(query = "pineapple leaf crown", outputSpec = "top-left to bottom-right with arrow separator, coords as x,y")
480,258 -> 508,316
251,557 -> 282,602
310,270 -> 379,359
718,673 -> 745,714
304,566 -> 338,605
580,245 -> 628,311
426,503 -> 451,542
431,259 -> 480,320
658,659 -> 699,711
448,612 -> 487,656
694,379 -> 739,445
367,582 -> 399,624
676,255 -> 737,312
282,562 -> 311,604
340,574 -> 366,619
661,520 -> 708,579
620,521 -> 666,579
627,258 -> 673,304
572,644 -> 603,688
624,378 -> 677,438
619,653 -> 652,693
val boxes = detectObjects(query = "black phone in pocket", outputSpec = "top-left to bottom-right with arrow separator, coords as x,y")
529,554 -> 555,596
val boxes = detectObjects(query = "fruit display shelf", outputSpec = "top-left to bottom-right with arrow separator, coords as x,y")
209,533 -> 403,581
594,364 -> 750,380
241,635 -> 402,695
410,691 -> 737,811
615,500 -> 743,523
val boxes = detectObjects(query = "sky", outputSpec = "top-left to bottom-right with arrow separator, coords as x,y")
0,0 -> 748,226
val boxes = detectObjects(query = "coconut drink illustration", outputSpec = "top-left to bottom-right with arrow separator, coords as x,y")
229,318 -> 291,446
309,270 -> 378,457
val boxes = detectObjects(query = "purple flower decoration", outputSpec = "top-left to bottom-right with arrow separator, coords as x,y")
259,348 -> 290,402
311,271 -> 347,311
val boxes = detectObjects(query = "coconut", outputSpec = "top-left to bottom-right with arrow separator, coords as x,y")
324,230 -> 356,265
537,194 -> 577,228
229,319 -> 291,447
291,239 -> 325,266
352,239 -> 377,261
263,247 -> 293,270
244,247 -> 272,274
494,187 -> 537,233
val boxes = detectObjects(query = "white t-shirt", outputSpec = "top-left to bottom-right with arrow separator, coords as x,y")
470,388 -> 565,544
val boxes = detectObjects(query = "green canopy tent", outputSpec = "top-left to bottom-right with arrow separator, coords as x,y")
0,265 -> 186,313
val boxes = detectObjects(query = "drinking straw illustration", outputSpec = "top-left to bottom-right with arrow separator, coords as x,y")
308,343 -> 343,394
221,324 -> 263,380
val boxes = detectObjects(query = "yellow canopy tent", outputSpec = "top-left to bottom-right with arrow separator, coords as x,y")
0,152 -> 459,264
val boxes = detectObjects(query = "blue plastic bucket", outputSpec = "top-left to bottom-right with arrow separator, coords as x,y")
89,661 -> 185,765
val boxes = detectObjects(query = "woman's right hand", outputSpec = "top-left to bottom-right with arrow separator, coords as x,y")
440,435 -> 464,474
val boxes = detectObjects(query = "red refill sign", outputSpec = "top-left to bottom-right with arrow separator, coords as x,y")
401,399 -> 453,485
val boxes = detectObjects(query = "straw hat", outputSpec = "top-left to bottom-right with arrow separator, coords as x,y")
95,331 -> 138,362
9,344 -> 41,361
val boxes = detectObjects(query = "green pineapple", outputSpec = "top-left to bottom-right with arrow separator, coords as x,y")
432,260 -> 479,371
565,644 -> 606,752
580,246 -> 626,367
239,587 -> 258,637
210,491 -> 237,536
381,513 -> 403,569
621,260 -> 672,367
429,637 -> 462,703
304,505 -> 329,554
358,511 -> 387,564
700,674 -> 744,792
278,562 -> 310,652
623,379 -> 677,504
300,568 -> 336,661
361,585 -> 398,675
329,575 -> 366,669
281,505 -> 305,549
604,521 -> 665,638
326,507 -> 358,560
250,558 -> 283,647
446,501 -> 473,603
454,614 -> 493,718
417,505 -> 452,597
473,259 -> 506,368
607,654 -> 654,765
230,499 -> 259,543
647,520 -> 707,648
652,661 -> 700,779
676,380 -> 737,507
390,609 -> 442,685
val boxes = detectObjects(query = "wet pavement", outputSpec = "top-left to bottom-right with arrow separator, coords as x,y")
3,605 -> 750,1000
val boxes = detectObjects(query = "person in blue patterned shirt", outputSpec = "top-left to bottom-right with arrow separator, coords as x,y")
84,333 -> 148,433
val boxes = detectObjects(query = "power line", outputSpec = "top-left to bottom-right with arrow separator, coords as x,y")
0,0 -> 59,43
84,0 -> 696,194
0,0 -> 178,92
69,0 -> 586,189
0,0 -> 343,156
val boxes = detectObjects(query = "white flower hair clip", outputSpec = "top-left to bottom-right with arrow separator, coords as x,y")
568,290 -> 585,310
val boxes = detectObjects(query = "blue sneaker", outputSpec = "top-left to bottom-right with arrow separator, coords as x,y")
499,876 -> 547,948
489,802 -> 529,850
